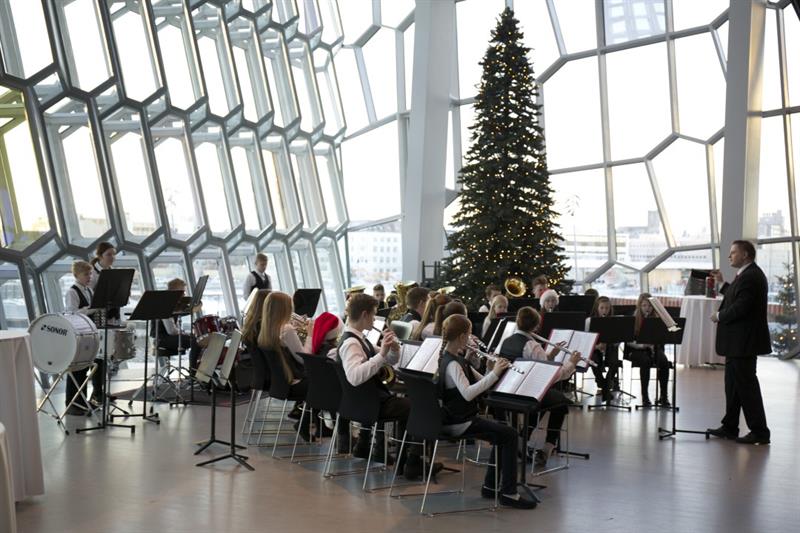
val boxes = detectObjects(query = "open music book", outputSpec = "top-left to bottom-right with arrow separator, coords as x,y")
492,360 -> 562,401
396,340 -> 421,369
647,297 -> 681,332
401,337 -> 442,374
548,329 -> 599,370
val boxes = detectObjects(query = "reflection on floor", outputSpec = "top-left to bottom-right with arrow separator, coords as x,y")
16,357 -> 800,533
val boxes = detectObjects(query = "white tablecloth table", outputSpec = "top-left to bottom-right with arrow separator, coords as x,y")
0,331 -> 45,502
0,423 -> 18,532
676,296 -> 727,367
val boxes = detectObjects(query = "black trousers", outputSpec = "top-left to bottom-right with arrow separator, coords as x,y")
721,357 -> 769,436
539,388 -> 569,446
353,396 -> 421,459
626,347 -> 670,400
65,358 -> 105,407
590,344 -> 620,389
463,417 -> 518,495
158,333 -> 201,371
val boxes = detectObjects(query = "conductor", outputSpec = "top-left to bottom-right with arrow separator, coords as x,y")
707,240 -> 771,445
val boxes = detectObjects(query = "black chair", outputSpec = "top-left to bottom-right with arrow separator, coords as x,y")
242,346 -> 274,444
392,370 -> 499,516
331,363 -> 402,491
261,347 -> 307,456
292,354 -> 342,464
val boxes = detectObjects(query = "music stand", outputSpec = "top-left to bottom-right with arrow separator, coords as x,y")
540,312 -> 586,342
376,308 -> 392,319
507,297 -> 539,314
77,269 -> 135,435
293,288 -> 322,317
634,317 -> 686,412
124,290 -> 183,425
481,315 -> 507,348
586,316 -> 636,411
467,311 -> 487,337
558,295 -> 595,316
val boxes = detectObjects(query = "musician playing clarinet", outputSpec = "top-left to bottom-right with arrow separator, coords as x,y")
438,314 -> 537,509
498,307 -> 581,467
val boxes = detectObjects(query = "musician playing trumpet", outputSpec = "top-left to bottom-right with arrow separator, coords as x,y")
497,307 -> 582,468
437,314 -> 537,509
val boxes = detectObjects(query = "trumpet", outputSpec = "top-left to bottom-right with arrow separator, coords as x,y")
528,331 -> 597,367
372,326 -> 399,386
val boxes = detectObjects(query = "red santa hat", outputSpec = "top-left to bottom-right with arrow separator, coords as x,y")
311,312 -> 343,355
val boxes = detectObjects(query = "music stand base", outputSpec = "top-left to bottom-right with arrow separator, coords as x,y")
196,453 -> 254,470
195,438 -> 246,455
76,422 -> 135,434
635,404 -> 680,411
658,427 -> 709,440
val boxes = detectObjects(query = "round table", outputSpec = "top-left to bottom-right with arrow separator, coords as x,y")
676,296 -> 726,367
0,422 -> 18,532
0,331 -> 45,502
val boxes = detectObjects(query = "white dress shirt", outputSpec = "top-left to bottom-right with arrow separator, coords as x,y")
243,271 -> 271,299
441,357 -> 499,436
339,326 -> 399,387
64,284 -> 94,314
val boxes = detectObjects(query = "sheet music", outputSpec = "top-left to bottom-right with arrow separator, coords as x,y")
568,331 -> 599,370
549,329 -> 574,364
497,321 -> 518,348
493,360 -> 532,394
648,297 -> 679,331
396,342 -> 421,369
196,333 -> 226,384
404,337 -> 442,373
516,362 -> 561,401
365,328 -> 381,346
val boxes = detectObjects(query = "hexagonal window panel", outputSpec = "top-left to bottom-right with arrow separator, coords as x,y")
262,134 -> 302,233
192,122 -> 242,238
260,27 -> 300,130
229,128 -> 274,236
228,16 -> 273,124
192,3 -> 240,118
647,248 -> 714,298
593,264 -> 642,300
154,7 -> 205,111
150,247 -> 188,289
54,0 -> 113,91
0,0 -> 54,79
0,86 -> 52,251
108,0 -> 163,102
0,260 -> 29,329
266,240 -> 294,293
287,38 -> 324,134
289,138 -> 327,233
193,244 -> 233,317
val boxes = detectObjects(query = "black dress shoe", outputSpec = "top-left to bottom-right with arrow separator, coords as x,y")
293,421 -> 315,443
353,446 -> 395,465
65,404 -> 89,416
707,426 -> 739,440
481,485 -> 498,499
657,398 -> 671,407
641,399 -> 652,407
336,439 -> 352,455
404,460 -> 444,481
499,493 -> 537,509
601,388 -> 613,403
735,432 -> 770,445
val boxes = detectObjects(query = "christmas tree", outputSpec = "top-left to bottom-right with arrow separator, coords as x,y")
772,262 -> 797,354
442,7 -> 569,306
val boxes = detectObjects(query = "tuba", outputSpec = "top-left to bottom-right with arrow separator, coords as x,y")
386,280 -> 418,323
504,277 -> 527,298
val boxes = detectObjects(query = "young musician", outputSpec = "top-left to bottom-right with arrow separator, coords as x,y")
401,286 -> 429,326
584,288 -> 599,299
625,293 -> 671,407
432,301 -> 468,336
258,292 -> 313,441
242,253 -> 272,300
478,285 -> 502,313
531,275 -> 549,298
539,289 -> 559,314
64,260 -> 105,414
585,296 -> 619,403
155,278 -> 202,371
412,292 -> 451,340
89,241 -> 120,322
241,289 -> 272,390
338,293 -> 436,478
437,314 -> 536,509
498,306 -> 581,467
481,294 -> 508,338
311,311 -> 344,357
373,284 -> 387,310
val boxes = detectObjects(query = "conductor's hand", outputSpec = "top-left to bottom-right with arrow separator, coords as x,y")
380,330 -> 399,356
492,357 -> 510,377
569,351 -> 583,365
710,312 -> 719,323
710,269 -> 724,285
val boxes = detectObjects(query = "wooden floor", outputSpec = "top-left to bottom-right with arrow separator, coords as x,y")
15,357 -> 800,533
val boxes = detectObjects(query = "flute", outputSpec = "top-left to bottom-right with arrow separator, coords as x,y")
529,331 -> 597,367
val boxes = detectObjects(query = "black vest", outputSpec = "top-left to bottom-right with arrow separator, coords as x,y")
498,332 -> 531,361
252,271 -> 271,290
401,310 -> 421,322
337,331 -> 390,398
437,351 -> 479,425
71,285 -> 91,309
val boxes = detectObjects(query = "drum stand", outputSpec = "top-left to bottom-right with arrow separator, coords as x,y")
77,318 -> 136,435
35,365 -> 98,435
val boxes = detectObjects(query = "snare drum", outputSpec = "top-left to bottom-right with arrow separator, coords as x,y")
98,327 -> 136,361
220,316 -> 239,335
29,313 -> 100,374
193,315 -> 221,339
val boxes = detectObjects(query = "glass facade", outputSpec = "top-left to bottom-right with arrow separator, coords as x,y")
0,0 -> 348,329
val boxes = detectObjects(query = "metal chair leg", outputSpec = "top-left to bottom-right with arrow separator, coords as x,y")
419,440 -> 439,515
271,400 -> 288,457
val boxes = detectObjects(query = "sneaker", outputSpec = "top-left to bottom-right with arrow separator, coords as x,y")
534,449 -> 549,468
500,492 -> 537,510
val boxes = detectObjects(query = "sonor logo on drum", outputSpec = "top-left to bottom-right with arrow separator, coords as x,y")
40,324 -> 69,336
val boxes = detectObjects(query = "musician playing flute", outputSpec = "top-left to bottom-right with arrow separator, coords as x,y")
497,306 -> 582,468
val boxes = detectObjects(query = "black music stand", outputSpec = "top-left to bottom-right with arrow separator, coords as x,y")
540,312 -> 586,340
558,295 -> 595,315
586,316 -> 636,411
634,317 -> 685,412
482,315 -> 507,349
77,269 -> 136,435
125,290 -> 183,425
293,288 -> 322,317
507,297 -> 539,314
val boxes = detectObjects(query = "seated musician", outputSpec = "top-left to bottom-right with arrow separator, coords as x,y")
242,252 -> 271,300
478,284 -> 502,313
373,284 -> 387,310
258,292 -> 314,442
431,301 -> 468,337
401,286 -> 430,327
411,292 -> 451,340
437,314 -> 536,509
531,275 -> 549,299
63,260 -> 105,414
585,296 -> 619,403
338,293 -> 438,479
584,288 -> 599,299
481,294 -> 508,338
498,307 -> 581,467
155,278 -> 202,372
539,289 -> 559,314
241,289 -> 272,388
311,311 -> 343,357
624,293 -> 671,407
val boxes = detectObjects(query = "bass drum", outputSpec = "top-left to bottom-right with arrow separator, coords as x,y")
29,313 -> 99,374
